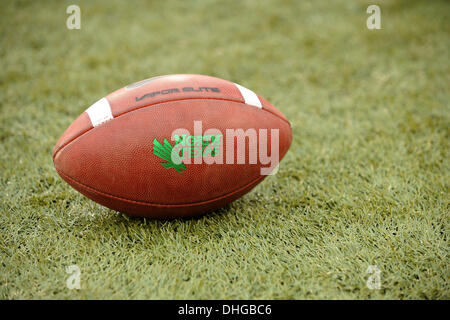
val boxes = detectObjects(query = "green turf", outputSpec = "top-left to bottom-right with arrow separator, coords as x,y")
0,0 -> 448,299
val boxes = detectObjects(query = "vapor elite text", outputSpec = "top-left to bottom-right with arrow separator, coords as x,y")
136,87 -> 220,102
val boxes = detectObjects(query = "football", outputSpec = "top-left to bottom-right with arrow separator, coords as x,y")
53,74 -> 292,218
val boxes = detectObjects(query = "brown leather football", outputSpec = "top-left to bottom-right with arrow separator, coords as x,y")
53,74 -> 292,218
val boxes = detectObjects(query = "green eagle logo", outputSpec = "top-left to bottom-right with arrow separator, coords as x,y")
152,138 -> 186,173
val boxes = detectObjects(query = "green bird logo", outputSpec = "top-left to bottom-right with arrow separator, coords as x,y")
152,138 -> 186,173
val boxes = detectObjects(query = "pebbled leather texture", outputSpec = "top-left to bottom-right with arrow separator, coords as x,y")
53,74 -> 292,218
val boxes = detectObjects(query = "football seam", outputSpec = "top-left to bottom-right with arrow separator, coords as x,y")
56,167 -> 266,208
53,96 -> 290,160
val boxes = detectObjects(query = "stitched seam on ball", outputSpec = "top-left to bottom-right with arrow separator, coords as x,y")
56,168 -> 265,207
53,97 -> 290,159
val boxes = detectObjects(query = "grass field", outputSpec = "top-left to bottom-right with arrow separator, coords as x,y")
0,0 -> 448,299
